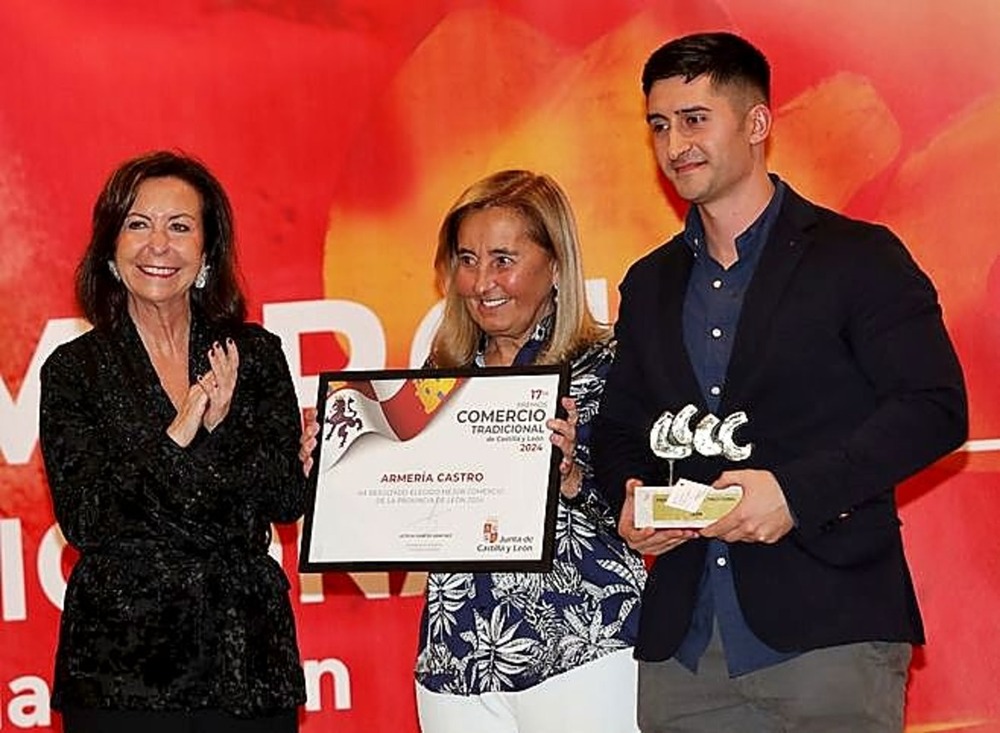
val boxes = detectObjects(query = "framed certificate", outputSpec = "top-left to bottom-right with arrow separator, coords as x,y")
299,364 -> 569,572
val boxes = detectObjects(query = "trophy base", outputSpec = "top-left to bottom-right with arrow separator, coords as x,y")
634,481 -> 743,529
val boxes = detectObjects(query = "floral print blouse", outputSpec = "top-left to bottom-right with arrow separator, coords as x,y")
415,319 -> 646,694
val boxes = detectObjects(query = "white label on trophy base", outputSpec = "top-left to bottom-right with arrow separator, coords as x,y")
664,478 -> 712,512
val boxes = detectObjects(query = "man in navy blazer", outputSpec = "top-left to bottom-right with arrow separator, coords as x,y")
592,32 -> 967,732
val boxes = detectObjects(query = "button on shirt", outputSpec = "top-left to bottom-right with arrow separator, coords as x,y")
675,176 -> 799,677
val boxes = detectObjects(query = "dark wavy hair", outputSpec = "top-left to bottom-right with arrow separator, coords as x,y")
76,150 -> 247,331
641,31 -> 770,104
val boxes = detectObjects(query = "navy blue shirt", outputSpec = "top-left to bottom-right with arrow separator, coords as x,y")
674,176 -> 799,677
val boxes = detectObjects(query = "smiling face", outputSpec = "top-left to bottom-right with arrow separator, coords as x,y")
113,176 -> 205,315
646,74 -> 769,208
452,206 -> 557,362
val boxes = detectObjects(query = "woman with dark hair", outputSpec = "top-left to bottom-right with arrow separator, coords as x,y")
39,151 -> 306,733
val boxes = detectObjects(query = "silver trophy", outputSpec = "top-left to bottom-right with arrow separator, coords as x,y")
649,404 -> 753,485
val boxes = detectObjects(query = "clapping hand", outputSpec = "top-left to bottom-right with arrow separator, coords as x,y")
198,339 -> 239,432
167,383 -> 211,447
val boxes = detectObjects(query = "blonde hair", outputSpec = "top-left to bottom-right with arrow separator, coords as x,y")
431,170 -> 607,367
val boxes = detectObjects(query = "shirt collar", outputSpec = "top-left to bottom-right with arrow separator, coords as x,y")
682,174 -> 786,261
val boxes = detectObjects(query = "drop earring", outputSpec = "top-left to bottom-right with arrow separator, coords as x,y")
107,261 -> 121,282
194,264 -> 210,290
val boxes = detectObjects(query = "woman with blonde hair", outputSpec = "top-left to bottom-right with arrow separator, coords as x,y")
299,169 -> 644,731
415,170 -> 644,732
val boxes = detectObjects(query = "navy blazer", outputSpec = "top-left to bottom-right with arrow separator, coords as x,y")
593,185 -> 968,660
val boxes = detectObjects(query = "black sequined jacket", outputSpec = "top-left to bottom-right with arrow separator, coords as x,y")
39,312 -> 307,717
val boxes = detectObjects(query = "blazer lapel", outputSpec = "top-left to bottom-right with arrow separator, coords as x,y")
652,239 -> 707,410
722,190 -> 816,408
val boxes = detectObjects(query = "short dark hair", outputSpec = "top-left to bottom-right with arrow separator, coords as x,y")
641,31 -> 770,103
76,150 -> 246,331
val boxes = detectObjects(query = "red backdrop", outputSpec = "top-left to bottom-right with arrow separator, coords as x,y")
1,1 -> 999,730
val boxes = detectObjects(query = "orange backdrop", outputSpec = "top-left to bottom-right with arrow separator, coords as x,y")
1,1 -> 999,731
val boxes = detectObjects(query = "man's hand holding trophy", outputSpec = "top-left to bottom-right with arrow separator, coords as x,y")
633,404 -> 751,529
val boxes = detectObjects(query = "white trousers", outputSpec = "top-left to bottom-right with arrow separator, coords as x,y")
415,647 -> 640,733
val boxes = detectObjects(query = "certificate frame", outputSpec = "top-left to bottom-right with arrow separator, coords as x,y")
298,364 -> 569,573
